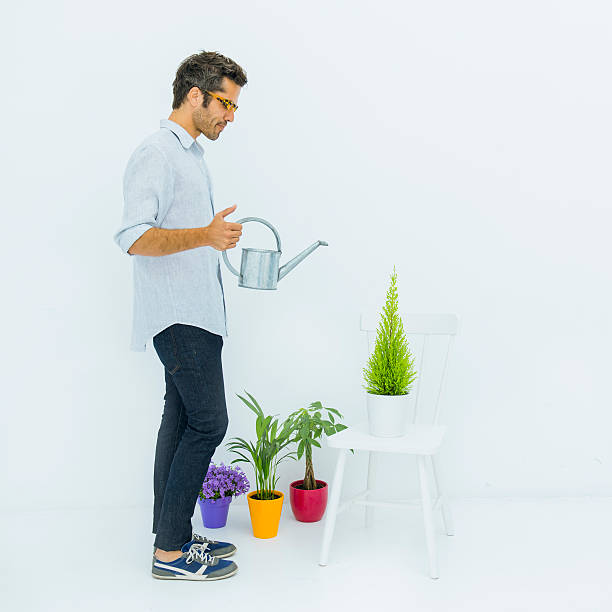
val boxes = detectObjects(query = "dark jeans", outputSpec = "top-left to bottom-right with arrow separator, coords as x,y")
151,324 -> 228,551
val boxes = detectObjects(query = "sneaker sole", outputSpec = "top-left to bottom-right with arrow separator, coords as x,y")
211,549 -> 236,559
152,566 -> 238,581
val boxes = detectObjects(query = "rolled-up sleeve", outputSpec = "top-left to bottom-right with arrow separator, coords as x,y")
113,144 -> 174,255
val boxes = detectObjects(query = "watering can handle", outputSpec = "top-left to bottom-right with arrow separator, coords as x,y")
221,217 -> 283,277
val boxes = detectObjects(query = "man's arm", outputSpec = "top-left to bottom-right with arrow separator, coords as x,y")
128,204 -> 242,256
128,226 -> 209,256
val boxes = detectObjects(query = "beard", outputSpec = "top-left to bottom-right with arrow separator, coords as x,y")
193,105 -> 224,140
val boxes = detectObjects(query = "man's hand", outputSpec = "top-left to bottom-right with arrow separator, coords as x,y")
206,205 -> 242,251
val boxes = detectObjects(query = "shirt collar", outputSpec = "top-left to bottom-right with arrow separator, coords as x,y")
160,119 -> 203,153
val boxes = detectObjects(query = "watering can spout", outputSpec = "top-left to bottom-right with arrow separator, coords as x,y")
278,240 -> 329,281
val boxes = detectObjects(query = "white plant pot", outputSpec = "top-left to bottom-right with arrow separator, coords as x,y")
366,393 -> 411,437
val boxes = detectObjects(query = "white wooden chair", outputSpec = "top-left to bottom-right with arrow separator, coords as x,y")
319,313 -> 459,579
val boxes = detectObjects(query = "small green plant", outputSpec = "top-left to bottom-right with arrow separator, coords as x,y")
226,392 -> 296,501
285,402 -> 347,490
363,267 -> 417,395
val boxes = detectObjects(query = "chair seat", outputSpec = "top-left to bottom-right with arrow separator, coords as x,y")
326,421 -> 446,455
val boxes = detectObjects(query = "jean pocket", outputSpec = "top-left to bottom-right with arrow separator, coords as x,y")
167,361 -> 180,375
153,326 -> 181,374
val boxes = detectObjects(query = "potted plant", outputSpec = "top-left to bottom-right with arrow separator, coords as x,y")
363,267 -> 418,437
197,462 -> 250,528
226,391 -> 296,538
285,401 -> 347,522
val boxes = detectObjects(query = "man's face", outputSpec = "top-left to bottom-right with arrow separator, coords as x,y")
193,77 -> 241,141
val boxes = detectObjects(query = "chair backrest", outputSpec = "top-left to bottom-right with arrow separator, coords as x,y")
360,313 -> 459,425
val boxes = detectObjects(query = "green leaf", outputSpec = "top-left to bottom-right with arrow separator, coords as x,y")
276,451 -> 297,465
262,415 -> 272,437
229,451 -> 251,464
237,392 -> 262,418
244,390 -> 265,415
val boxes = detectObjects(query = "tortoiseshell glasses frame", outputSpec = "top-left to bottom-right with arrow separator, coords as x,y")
205,91 -> 238,112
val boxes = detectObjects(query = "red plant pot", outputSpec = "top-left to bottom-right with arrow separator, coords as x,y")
289,479 -> 328,522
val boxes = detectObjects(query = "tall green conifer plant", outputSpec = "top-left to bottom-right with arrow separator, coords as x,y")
363,267 -> 417,395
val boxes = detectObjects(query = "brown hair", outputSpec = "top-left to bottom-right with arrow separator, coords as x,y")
172,50 -> 247,109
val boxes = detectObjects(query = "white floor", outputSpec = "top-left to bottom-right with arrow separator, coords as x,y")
1,498 -> 611,611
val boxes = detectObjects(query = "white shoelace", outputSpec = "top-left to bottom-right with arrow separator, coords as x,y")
185,544 -> 218,566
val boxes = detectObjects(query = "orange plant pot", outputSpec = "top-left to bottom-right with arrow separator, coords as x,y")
246,490 -> 284,539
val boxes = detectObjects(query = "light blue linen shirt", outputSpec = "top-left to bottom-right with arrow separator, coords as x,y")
114,119 -> 227,352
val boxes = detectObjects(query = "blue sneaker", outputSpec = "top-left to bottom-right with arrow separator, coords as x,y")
152,542 -> 237,581
152,532 -> 236,560
188,532 -> 237,559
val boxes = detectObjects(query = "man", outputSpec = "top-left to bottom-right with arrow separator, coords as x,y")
113,51 -> 246,581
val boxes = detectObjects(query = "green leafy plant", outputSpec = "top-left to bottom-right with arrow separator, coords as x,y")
226,391 -> 296,501
285,402 -> 348,490
363,267 -> 417,395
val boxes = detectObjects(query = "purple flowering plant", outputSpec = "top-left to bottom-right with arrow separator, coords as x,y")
198,462 -> 250,502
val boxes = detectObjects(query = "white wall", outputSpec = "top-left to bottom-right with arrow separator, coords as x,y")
2,0 -> 611,511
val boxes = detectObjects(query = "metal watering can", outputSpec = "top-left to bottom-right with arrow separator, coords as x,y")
221,217 -> 328,290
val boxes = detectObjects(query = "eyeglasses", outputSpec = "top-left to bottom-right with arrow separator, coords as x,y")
205,91 -> 238,113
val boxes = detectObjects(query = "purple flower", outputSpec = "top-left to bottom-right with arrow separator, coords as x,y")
198,462 -> 250,501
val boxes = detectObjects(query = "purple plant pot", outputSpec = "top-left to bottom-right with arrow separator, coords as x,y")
197,496 -> 232,528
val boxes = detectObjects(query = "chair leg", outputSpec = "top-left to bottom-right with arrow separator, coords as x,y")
319,449 -> 347,566
417,455 -> 439,579
365,451 -> 375,527
430,454 -> 454,536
